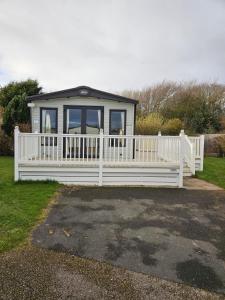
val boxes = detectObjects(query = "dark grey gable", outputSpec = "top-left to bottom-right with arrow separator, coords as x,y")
27,86 -> 138,104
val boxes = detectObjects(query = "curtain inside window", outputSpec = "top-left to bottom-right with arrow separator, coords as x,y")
45,112 -> 51,133
121,112 -> 125,135
97,109 -> 101,129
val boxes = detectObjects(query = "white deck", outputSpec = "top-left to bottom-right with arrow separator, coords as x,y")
14,128 -> 204,187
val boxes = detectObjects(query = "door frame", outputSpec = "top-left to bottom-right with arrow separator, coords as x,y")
63,105 -> 104,134
63,105 -> 104,158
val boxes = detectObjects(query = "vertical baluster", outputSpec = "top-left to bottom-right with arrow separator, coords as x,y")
142,137 -> 145,162
82,137 -> 84,161
109,138 -> 111,162
72,136 -> 74,159
47,136 -> 49,160
40,136 -> 42,161
122,137 -> 124,161
43,136 -> 46,160
138,138 -> 140,162
68,136 -> 71,160
125,138 -> 128,161
87,138 -> 89,161
90,138 -> 93,161
73,137 -> 76,159
77,137 -> 80,161
95,137 -> 98,160
65,136 -> 68,160
113,138 -> 116,161
117,138 -> 120,162
56,136 -> 58,161
52,136 -> 54,161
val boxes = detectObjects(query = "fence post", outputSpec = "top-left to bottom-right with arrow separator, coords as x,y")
179,130 -> 184,188
14,126 -> 19,181
98,129 -> 104,186
200,135 -> 204,171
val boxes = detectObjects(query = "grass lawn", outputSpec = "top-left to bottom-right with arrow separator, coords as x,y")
196,157 -> 225,189
0,156 -> 59,253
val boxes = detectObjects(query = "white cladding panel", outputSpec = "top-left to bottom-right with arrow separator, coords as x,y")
31,97 -> 135,135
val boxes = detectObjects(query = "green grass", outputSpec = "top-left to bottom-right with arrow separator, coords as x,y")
0,157 -> 59,252
196,157 -> 225,189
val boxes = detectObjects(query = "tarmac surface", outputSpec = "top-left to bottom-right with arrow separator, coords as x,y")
33,184 -> 225,294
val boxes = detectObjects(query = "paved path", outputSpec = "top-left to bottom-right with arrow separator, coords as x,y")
33,186 -> 225,294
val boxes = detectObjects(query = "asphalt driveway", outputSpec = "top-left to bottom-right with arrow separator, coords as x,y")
33,186 -> 225,294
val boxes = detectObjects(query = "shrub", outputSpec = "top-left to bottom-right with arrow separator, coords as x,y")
215,135 -> 225,157
18,123 -> 31,133
0,132 -> 13,155
2,93 -> 30,136
136,113 -> 164,135
0,79 -> 42,136
162,118 -> 183,135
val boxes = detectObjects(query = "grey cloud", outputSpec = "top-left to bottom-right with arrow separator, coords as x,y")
0,0 -> 225,92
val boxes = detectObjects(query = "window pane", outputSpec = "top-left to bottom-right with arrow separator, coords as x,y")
67,109 -> 81,134
42,109 -> 57,133
110,111 -> 125,135
86,109 -> 101,134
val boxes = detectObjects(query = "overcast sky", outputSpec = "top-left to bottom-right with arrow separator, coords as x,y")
0,0 -> 225,93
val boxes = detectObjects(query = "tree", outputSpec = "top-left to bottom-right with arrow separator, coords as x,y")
122,81 -> 225,134
0,79 -> 42,136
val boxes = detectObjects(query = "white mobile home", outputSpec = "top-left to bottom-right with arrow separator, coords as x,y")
14,86 -> 204,187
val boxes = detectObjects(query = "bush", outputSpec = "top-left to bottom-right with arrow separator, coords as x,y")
162,118 -> 183,135
18,123 -> 31,133
215,135 -> 225,157
0,132 -> 13,155
136,113 -> 163,135
2,93 -> 30,136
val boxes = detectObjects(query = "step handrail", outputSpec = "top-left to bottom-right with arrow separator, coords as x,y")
183,135 -> 195,175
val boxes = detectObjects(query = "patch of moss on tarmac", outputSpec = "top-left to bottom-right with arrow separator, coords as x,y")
176,259 -> 224,291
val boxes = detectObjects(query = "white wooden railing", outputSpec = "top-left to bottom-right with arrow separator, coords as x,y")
15,130 -> 182,165
184,135 -> 195,174
14,127 -> 204,187
189,135 -> 204,171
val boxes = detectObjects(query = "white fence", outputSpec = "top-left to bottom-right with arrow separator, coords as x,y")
16,131 -> 182,165
14,127 -> 204,187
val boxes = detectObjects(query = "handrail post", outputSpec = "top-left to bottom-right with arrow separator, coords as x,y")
179,130 -> 184,188
190,142 -> 195,175
200,135 -> 204,171
14,126 -> 19,181
98,129 -> 104,186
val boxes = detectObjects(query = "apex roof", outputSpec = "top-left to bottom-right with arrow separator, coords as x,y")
27,85 -> 138,104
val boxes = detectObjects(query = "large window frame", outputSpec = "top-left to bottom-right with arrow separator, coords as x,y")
109,109 -> 127,147
63,105 -> 104,134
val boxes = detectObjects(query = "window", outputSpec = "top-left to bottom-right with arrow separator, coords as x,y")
110,110 -> 126,135
40,108 -> 58,146
41,108 -> 58,133
109,110 -> 126,147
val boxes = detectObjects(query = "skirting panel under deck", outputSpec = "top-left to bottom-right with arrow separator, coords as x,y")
18,163 -> 181,187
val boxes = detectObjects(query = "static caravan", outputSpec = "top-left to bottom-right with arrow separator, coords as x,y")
14,86 -> 204,187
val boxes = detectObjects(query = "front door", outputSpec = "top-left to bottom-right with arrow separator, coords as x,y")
64,106 -> 104,158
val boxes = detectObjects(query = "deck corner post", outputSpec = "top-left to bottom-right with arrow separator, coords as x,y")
179,130 -> 185,188
14,126 -> 19,181
98,129 -> 104,186
200,135 -> 204,171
